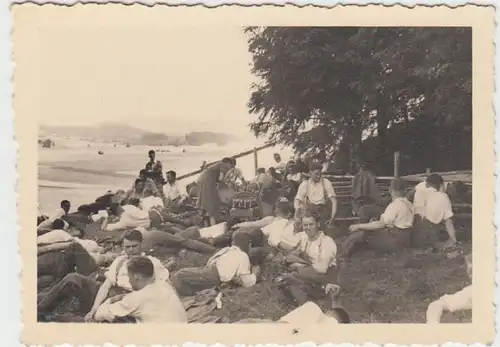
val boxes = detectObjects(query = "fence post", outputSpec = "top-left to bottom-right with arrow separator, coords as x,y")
426,168 -> 431,174
253,147 -> 258,175
394,151 -> 400,179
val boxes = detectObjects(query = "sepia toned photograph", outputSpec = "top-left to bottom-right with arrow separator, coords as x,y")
14,3 -> 494,345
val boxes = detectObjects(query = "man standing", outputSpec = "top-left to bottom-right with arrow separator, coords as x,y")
145,150 -> 165,196
294,162 -> 337,226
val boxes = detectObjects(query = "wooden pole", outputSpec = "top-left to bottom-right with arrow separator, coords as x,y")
426,168 -> 431,174
253,147 -> 259,175
394,151 -> 401,179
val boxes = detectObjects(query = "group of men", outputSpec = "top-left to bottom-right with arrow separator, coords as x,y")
35,149 -> 471,324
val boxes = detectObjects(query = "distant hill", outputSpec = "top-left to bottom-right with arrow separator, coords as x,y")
39,123 -> 235,146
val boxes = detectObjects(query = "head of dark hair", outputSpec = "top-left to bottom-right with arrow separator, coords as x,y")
128,198 -> 141,207
426,174 -> 444,189
166,170 -> 176,178
139,169 -> 147,176
127,256 -> 154,278
122,229 -> 143,243
257,167 -> 266,174
232,231 -> 251,255
222,157 -> 233,165
60,200 -> 70,207
275,201 -> 292,216
148,150 -> 155,155
108,202 -> 121,216
52,218 -> 65,230
390,178 -> 407,193
134,178 -> 142,186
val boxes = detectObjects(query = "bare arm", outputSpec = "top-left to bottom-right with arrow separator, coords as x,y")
444,218 -> 457,243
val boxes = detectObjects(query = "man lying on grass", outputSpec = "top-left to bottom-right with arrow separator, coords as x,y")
170,231 -> 260,297
426,253 -> 472,323
37,229 -> 170,322
237,301 -> 351,324
276,214 -> 339,307
341,178 -> 414,257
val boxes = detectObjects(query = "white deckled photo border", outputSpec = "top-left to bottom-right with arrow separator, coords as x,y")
5,0 -> 499,346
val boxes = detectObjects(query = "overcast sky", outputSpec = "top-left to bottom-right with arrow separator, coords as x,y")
37,24 -> 256,137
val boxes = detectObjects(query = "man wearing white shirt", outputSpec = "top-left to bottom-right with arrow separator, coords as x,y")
101,199 -> 151,232
163,170 -> 188,205
37,200 -> 71,235
170,232 -> 260,296
277,214 -> 339,307
37,230 -> 170,322
426,254 -> 472,323
343,179 -> 414,256
294,163 -> 337,226
412,174 -> 457,249
94,256 -> 187,323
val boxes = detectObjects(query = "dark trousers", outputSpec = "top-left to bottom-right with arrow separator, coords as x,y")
170,265 -> 222,297
38,273 -> 130,317
352,201 -> 385,223
38,243 -> 98,291
412,215 -> 443,248
280,266 -> 338,306
149,208 -> 202,229
141,229 -> 216,256
341,227 -> 411,256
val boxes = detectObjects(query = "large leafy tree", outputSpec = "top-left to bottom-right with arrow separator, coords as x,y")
245,26 -> 472,175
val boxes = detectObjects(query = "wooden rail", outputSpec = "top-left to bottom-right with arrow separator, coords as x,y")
176,142 -> 275,181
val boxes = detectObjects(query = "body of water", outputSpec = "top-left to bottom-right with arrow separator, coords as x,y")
38,139 -> 294,214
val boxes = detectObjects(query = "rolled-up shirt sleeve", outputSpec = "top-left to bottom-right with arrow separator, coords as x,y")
95,294 -> 140,322
380,203 -> 397,227
150,257 -> 170,281
294,182 -> 308,208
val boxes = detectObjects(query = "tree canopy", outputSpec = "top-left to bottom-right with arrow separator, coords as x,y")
245,27 -> 472,175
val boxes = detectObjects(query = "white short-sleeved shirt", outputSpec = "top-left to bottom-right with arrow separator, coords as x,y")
163,181 -> 188,201
266,219 -> 301,251
423,190 -> 454,224
37,229 -> 74,245
76,239 -> 102,253
105,205 -> 151,231
440,285 -> 472,312
380,197 -> 414,229
95,281 -> 188,323
297,231 -> 337,269
413,181 -> 436,216
279,301 -> 338,324
207,246 -> 252,283
105,254 -> 170,291
140,196 -> 164,211
295,178 -> 336,206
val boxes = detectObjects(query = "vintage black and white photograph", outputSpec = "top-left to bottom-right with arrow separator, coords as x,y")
14,3 -> 494,346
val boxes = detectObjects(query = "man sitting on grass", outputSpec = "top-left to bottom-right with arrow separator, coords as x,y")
341,178 -> 414,257
276,214 -> 339,308
426,253 -> 472,323
94,256 -> 187,323
412,173 -> 458,250
170,232 -> 260,297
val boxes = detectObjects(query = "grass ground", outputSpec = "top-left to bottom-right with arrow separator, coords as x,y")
154,220 -> 473,324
